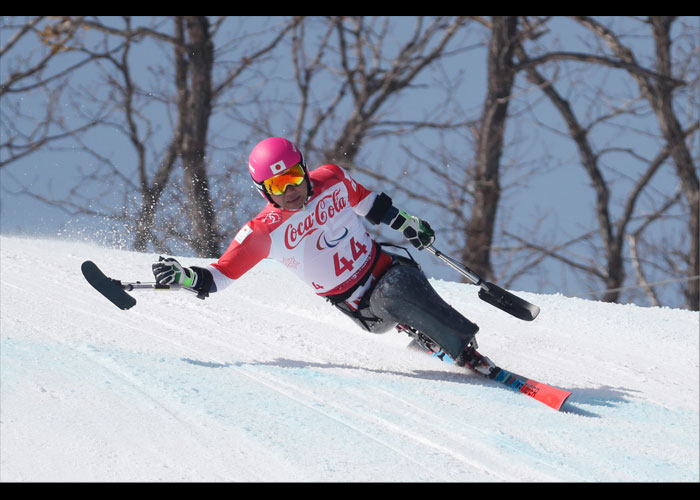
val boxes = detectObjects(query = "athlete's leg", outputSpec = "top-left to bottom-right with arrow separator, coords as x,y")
368,262 -> 478,360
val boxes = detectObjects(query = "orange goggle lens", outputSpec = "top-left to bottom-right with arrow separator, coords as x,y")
263,164 -> 306,195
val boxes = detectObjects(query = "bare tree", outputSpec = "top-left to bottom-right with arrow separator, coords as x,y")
1,16 -> 108,169
573,16 -> 698,309
261,17 -> 473,175
464,16 -> 519,281
2,16 -> 299,257
78,16 -> 298,257
322,16 -> 469,167
175,16 -> 219,256
501,16 -> 698,308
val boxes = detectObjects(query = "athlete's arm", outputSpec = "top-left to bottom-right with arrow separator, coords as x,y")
364,192 -> 436,251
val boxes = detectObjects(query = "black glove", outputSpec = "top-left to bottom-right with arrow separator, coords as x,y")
388,210 -> 435,250
152,257 -> 198,287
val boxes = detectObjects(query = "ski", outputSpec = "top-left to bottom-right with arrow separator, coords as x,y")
81,260 -> 137,310
401,326 -> 571,411
484,365 -> 571,411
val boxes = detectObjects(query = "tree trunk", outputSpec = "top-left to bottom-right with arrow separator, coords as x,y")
464,16 -> 518,281
179,16 -> 221,258
648,16 -> 699,310
576,15 -> 699,309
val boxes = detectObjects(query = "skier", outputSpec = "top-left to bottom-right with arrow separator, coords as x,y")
152,137 -> 485,367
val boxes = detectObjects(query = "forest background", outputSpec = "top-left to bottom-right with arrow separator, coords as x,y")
1,16 -> 698,310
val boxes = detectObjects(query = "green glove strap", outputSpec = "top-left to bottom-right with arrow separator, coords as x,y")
181,267 -> 196,288
391,210 -> 431,234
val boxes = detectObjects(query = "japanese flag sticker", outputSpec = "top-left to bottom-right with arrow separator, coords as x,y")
234,224 -> 253,244
270,161 -> 287,174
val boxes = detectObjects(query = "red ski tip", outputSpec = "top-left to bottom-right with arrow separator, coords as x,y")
494,369 -> 572,410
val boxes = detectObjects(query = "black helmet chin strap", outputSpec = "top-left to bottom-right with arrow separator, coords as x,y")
298,151 -> 314,206
305,173 -> 314,200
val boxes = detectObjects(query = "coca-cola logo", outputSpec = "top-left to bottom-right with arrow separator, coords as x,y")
284,189 -> 347,249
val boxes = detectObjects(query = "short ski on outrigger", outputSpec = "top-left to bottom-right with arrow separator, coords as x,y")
81,259 -> 205,310
400,325 -> 572,411
426,246 -> 540,322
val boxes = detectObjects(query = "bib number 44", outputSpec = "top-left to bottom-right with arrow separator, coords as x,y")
333,237 -> 368,276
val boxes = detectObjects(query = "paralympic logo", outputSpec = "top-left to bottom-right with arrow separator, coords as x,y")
316,227 -> 349,250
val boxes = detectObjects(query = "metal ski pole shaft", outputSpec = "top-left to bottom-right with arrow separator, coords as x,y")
121,281 -> 199,294
426,246 -> 483,288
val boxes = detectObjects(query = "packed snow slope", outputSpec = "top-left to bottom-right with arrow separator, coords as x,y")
1,235 -> 698,482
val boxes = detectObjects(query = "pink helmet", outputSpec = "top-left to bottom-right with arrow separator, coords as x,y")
248,137 -> 311,204
249,137 -> 304,183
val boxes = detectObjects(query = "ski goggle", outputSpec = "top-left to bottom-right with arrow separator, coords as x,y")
263,163 -> 306,195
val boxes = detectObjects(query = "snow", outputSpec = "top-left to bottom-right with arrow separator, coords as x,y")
1,235 -> 698,482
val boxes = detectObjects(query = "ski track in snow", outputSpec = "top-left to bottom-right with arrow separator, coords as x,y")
1,235 -> 698,482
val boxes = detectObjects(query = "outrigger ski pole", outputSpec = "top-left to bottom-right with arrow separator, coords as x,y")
83,248 -> 539,319
81,260 -> 206,310
426,246 -> 540,321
